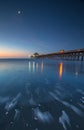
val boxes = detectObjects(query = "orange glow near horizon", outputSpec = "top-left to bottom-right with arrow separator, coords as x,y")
0,50 -> 31,58
59,62 -> 63,78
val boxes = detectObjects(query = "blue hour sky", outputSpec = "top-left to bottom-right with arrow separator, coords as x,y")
0,0 -> 84,58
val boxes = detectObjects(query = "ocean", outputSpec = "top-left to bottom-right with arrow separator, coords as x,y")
0,59 -> 84,130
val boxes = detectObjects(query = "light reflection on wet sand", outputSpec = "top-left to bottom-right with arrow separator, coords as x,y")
0,59 -> 84,130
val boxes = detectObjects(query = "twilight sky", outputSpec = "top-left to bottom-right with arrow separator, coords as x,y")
0,0 -> 84,58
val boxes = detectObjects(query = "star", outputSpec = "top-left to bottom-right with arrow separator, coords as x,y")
17,11 -> 21,15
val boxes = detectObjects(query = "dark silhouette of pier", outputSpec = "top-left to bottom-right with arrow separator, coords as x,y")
36,49 -> 84,61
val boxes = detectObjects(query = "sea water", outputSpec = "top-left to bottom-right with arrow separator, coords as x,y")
0,59 -> 84,130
